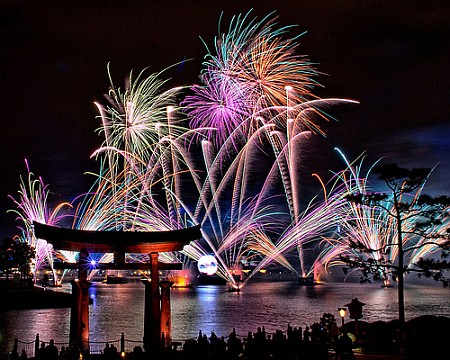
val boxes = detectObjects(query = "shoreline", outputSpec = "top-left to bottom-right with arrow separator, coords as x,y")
0,285 -> 72,309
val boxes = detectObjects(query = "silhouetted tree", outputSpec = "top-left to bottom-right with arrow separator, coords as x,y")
14,239 -> 35,283
0,238 -> 16,284
415,257 -> 450,286
342,163 -> 450,331
0,237 -> 35,286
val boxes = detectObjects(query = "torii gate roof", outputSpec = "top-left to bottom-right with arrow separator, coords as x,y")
33,221 -> 201,253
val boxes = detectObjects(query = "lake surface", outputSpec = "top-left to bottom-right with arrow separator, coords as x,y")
1,280 -> 450,357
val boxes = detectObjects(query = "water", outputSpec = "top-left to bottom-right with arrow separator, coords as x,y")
1,281 -> 450,357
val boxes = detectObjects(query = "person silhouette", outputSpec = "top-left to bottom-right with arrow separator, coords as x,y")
18,349 -> 27,360
338,332 -> 354,360
42,274 -> 49,289
45,339 -> 58,360
35,342 -> 46,360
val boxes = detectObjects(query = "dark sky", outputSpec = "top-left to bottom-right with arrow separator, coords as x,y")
1,0 -> 449,237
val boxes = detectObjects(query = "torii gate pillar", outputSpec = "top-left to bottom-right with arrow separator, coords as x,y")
70,250 -> 92,353
160,280 -> 174,347
143,252 -> 161,352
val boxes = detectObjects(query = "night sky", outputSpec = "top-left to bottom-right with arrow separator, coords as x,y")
1,0 -> 449,237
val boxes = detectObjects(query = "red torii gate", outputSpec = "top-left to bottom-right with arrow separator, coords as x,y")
33,221 -> 201,354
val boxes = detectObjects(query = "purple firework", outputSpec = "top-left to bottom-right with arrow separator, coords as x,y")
182,74 -> 252,150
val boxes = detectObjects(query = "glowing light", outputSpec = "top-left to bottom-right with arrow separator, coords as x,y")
197,255 -> 218,275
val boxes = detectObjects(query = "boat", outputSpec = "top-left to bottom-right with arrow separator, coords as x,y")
228,286 -> 241,293
104,275 -> 128,284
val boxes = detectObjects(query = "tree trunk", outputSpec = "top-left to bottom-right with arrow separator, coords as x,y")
394,194 -> 406,350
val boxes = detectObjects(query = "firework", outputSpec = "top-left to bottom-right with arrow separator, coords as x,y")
316,150 -> 450,284
8,160 -> 71,282
183,10 -> 320,150
10,11 -> 362,290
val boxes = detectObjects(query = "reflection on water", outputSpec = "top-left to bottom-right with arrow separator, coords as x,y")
1,281 -> 450,357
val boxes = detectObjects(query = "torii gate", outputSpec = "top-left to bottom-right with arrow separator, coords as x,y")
33,221 -> 201,354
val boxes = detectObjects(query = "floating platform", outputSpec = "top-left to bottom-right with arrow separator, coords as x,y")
171,283 -> 194,289
298,277 -> 319,286
195,273 -> 227,285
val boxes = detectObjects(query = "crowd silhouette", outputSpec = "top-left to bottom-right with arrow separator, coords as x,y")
10,314 -> 357,360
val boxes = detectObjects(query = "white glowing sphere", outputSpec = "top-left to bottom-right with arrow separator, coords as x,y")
197,255 -> 218,275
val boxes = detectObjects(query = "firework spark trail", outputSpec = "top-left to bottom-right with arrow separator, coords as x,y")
315,153 -> 400,281
189,125 -> 270,227
287,150 -> 382,275
254,104 -> 354,277
121,132 -> 197,230
188,101 -> 354,282
273,183 -> 351,277
8,161 -> 72,283
158,127 -> 178,228
187,131 -> 355,283
197,140 -> 226,242
160,124 -> 290,285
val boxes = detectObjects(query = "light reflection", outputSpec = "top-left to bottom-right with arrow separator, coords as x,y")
3,282 -> 450,354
